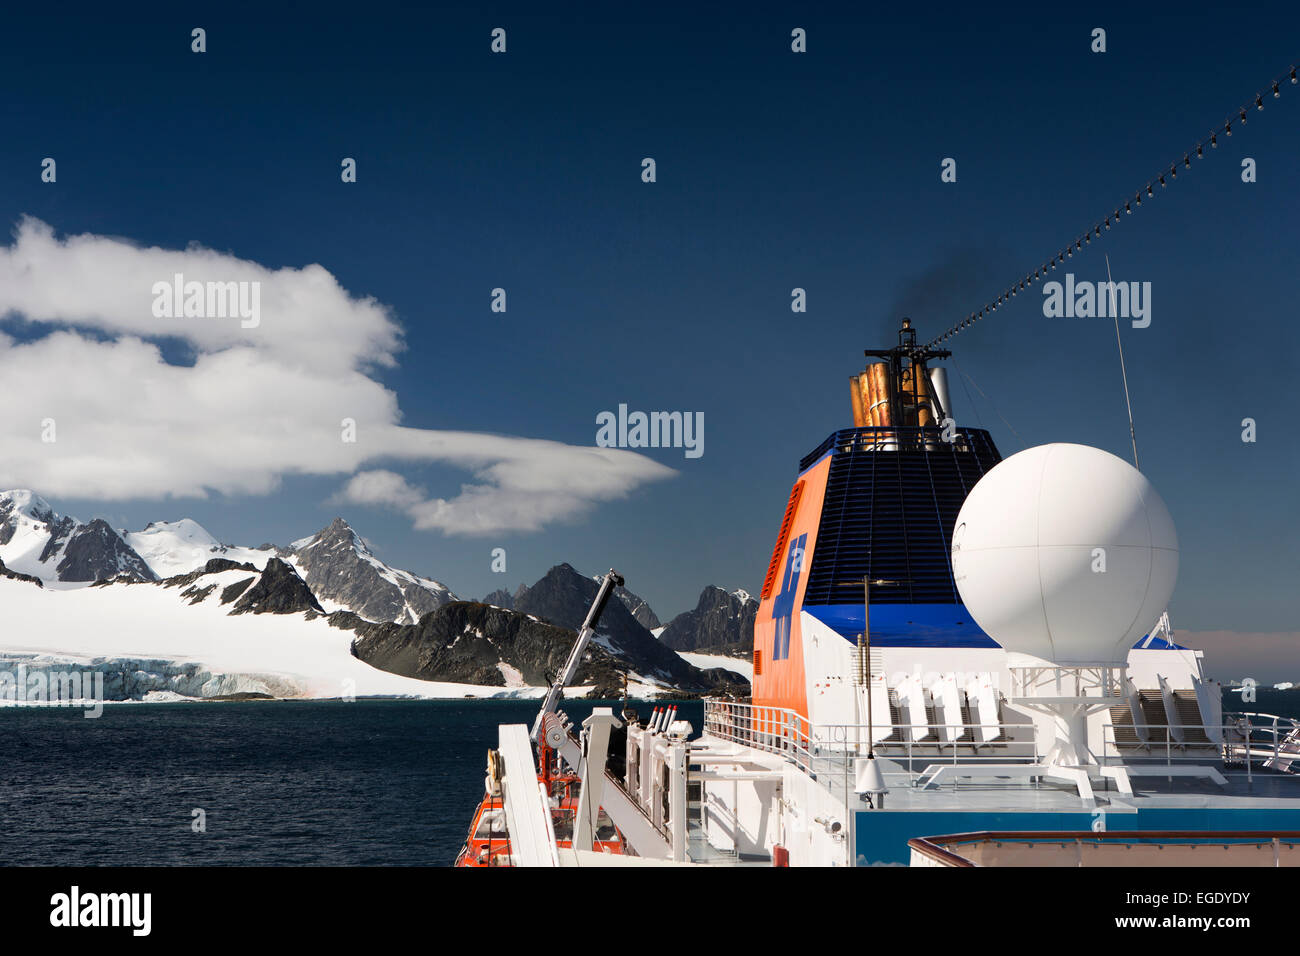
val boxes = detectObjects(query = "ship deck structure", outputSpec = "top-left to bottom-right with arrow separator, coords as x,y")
462,320 -> 1300,867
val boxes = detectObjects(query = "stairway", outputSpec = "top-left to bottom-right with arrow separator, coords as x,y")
1173,691 -> 1212,745
1108,701 -> 1146,752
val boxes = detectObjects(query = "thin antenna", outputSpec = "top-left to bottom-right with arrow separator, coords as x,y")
1106,254 -> 1140,471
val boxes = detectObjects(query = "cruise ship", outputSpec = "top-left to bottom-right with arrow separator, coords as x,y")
458,320 -> 1300,867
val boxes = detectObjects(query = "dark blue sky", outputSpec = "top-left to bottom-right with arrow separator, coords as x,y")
2,3 -> 1296,630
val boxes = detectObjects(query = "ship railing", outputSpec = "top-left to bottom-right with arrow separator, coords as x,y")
910,830 -> 1300,868
812,722 -> 1038,766
1101,716 -> 1300,781
702,700 -> 814,774
1224,711 -> 1300,771
703,700 -> 1041,783
797,425 -> 994,470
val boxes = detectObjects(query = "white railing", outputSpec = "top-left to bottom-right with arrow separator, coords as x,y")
813,722 -> 1039,773
1226,711 -> 1300,771
1101,712 -> 1300,782
703,700 -> 1038,784
706,701 -> 1300,789
703,699 -> 814,774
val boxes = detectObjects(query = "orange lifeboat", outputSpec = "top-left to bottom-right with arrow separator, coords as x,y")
454,741 -> 626,867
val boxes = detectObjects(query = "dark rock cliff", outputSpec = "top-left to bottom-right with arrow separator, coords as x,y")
658,586 -> 757,656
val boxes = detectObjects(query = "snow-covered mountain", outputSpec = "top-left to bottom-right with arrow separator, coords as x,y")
0,491 -> 156,584
0,557 -> 508,700
0,553 -> 742,702
0,490 -> 749,703
0,490 -> 455,624
292,517 -> 455,625
123,519 -> 265,579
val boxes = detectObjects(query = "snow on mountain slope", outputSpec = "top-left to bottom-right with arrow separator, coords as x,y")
124,519 -> 269,579
0,491 -> 62,578
0,490 -> 156,584
678,651 -> 753,681
290,518 -> 455,624
125,515 -> 457,625
0,573 -> 548,700
1,490 -> 455,625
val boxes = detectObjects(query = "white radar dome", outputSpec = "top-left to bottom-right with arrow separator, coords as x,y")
951,443 -> 1178,666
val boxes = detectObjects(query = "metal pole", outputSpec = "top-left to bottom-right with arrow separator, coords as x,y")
1247,726 -> 1254,784
864,576 -> 874,758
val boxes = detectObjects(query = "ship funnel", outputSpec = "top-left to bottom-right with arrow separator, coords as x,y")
850,374 -> 867,427
854,320 -> 953,446
928,366 -> 952,425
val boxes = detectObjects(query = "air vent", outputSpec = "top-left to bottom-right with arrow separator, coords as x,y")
801,426 -> 1001,606
760,480 -> 804,600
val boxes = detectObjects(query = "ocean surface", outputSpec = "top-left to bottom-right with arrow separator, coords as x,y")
1,690 -> 1294,867
0,698 -> 701,866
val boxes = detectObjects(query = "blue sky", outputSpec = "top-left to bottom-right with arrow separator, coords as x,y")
0,2 -> 1296,631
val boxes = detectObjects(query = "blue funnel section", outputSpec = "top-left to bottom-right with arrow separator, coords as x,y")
802,426 -> 1002,609
805,602 -> 999,647
804,603 -> 1185,650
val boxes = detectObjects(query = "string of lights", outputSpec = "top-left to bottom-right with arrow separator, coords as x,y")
921,60 -> 1300,352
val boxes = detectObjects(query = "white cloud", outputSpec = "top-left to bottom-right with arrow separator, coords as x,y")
0,217 -> 400,373
339,471 -> 428,510
0,219 -> 675,533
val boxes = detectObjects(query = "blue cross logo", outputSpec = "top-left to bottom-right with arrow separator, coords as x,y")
770,533 -> 806,661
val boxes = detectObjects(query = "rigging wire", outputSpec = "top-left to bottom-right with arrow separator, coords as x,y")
1106,253 -> 1141,471
951,353 -> 985,430
921,58 -> 1300,353
951,356 -> 1027,451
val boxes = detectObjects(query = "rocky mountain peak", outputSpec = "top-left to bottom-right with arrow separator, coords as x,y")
298,517 -> 362,553
1,491 -> 158,583
658,584 -> 757,655
588,572 -> 662,630
290,518 -> 454,625
0,489 -> 56,525
230,557 -> 324,615
511,563 -> 711,689
59,518 -> 158,583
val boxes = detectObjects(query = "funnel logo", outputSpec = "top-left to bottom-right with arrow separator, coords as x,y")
771,534 -> 807,661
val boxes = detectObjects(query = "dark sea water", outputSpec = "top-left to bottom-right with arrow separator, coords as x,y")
0,698 -> 701,867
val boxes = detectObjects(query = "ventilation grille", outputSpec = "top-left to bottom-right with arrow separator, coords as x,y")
760,480 -> 804,600
801,426 -> 1001,606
